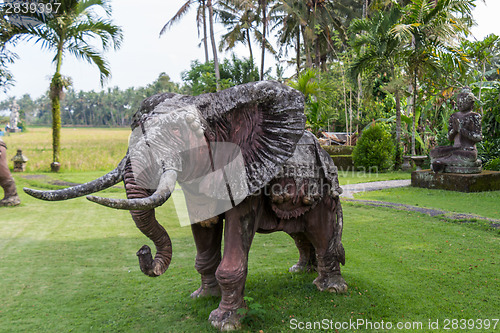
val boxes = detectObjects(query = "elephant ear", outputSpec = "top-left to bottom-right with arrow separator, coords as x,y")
194,81 -> 306,194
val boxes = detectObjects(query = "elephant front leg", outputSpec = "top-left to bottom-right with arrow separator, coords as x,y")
190,219 -> 223,298
209,197 -> 259,331
288,233 -> 317,273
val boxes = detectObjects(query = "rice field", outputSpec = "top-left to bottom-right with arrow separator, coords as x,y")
1,127 -> 130,172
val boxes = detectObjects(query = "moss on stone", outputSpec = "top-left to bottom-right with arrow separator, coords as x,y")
411,170 -> 500,192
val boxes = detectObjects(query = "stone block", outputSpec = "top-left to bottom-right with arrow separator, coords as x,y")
411,170 -> 500,192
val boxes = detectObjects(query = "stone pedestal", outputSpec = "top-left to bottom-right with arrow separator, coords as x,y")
402,156 -> 412,171
411,155 -> 427,171
411,170 -> 500,192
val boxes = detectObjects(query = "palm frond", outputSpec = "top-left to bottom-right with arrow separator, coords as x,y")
160,0 -> 193,36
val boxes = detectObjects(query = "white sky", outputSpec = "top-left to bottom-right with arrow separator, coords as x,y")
1,0 -> 499,100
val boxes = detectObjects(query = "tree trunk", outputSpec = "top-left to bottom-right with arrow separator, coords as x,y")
247,29 -> 253,62
314,37 -> 320,68
260,0 -> 267,81
296,26 -> 301,76
207,0 -> 220,90
411,70 -> 417,156
202,0 -> 209,63
349,85 -> 352,146
395,91 -> 402,168
50,46 -> 64,170
479,60 -> 485,114
357,74 -> 362,134
301,26 -> 313,69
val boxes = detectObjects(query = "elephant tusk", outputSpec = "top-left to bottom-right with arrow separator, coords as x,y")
23,157 -> 127,201
87,170 -> 177,210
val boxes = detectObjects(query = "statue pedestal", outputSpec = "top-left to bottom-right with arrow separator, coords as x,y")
411,170 -> 500,193
411,155 -> 427,171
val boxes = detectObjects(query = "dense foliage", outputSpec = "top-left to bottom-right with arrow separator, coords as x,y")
2,0 -> 499,172
182,55 -> 259,95
352,123 -> 395,171
476,82 -> 500,170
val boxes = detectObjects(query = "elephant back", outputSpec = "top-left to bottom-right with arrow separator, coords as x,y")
268,132 -> 341,219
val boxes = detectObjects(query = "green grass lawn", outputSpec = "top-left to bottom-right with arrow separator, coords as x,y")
354,187 -> 500,220
338,171 -> 410,185
1,175 -> 498,332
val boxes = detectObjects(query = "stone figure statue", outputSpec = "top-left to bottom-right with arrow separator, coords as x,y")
24,81 -> 347,331
0,138 -> 21,206
430,87 -> 483,174
9,100 -> 20,130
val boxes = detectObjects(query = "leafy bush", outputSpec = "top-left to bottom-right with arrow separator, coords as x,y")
353,123 -> 395,171
477,138 -> 500,169
484,157 -> 500,171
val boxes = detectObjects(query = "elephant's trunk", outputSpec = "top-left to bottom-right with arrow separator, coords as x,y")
123,163 -> 175,277
23,157 -> 127,200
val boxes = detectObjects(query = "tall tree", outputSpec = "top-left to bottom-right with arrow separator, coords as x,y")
394,0 -> 475,155
11,0 -> 122,170
207,0 -> 221,89
350,5 -> 405,165
258,0 -> 269,80
217,0 -> 258,62
160,0 -> 210,63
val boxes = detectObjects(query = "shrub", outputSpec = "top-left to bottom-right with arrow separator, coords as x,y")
353,123 -> 395,171
484,157 -> 500,171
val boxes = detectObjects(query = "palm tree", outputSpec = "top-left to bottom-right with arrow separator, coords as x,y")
350,6 -> 405,165
217,0 -> 258,62
11,0 -> 122,170
271,0 -> 308,75
160,0 -> 210,63
207,0 -> 221,89
0,8 -> 18,92
394,0 -> 475,155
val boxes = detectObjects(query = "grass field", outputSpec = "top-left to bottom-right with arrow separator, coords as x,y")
355,187 -> 500,220
1,176 -> 498,332
1,127 -> 129,172
1,127 -> 498,332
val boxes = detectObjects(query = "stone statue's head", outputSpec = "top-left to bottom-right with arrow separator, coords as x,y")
457,87 -> 475,112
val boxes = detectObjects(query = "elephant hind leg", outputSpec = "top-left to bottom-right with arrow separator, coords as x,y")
305,197 -> 347,294
288,232 -> 317,273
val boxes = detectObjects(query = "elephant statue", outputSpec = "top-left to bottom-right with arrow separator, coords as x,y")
24,81 -> 347,331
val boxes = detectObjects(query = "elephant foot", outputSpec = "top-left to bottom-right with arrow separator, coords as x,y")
191,274 -> 221,298
209,307 -> 242,331
289,262 -> 316,273
190,284 -> 221,298
313,274 -> 348,293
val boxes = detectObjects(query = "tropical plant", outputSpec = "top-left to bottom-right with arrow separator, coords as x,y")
0,8 -> 17,92
349,5 -> 405,167
461,34 -> 500,112
182,55 -> 259,95
217,0 -> 259,61
393,0 -> 475,155
10,0 -> 122,170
